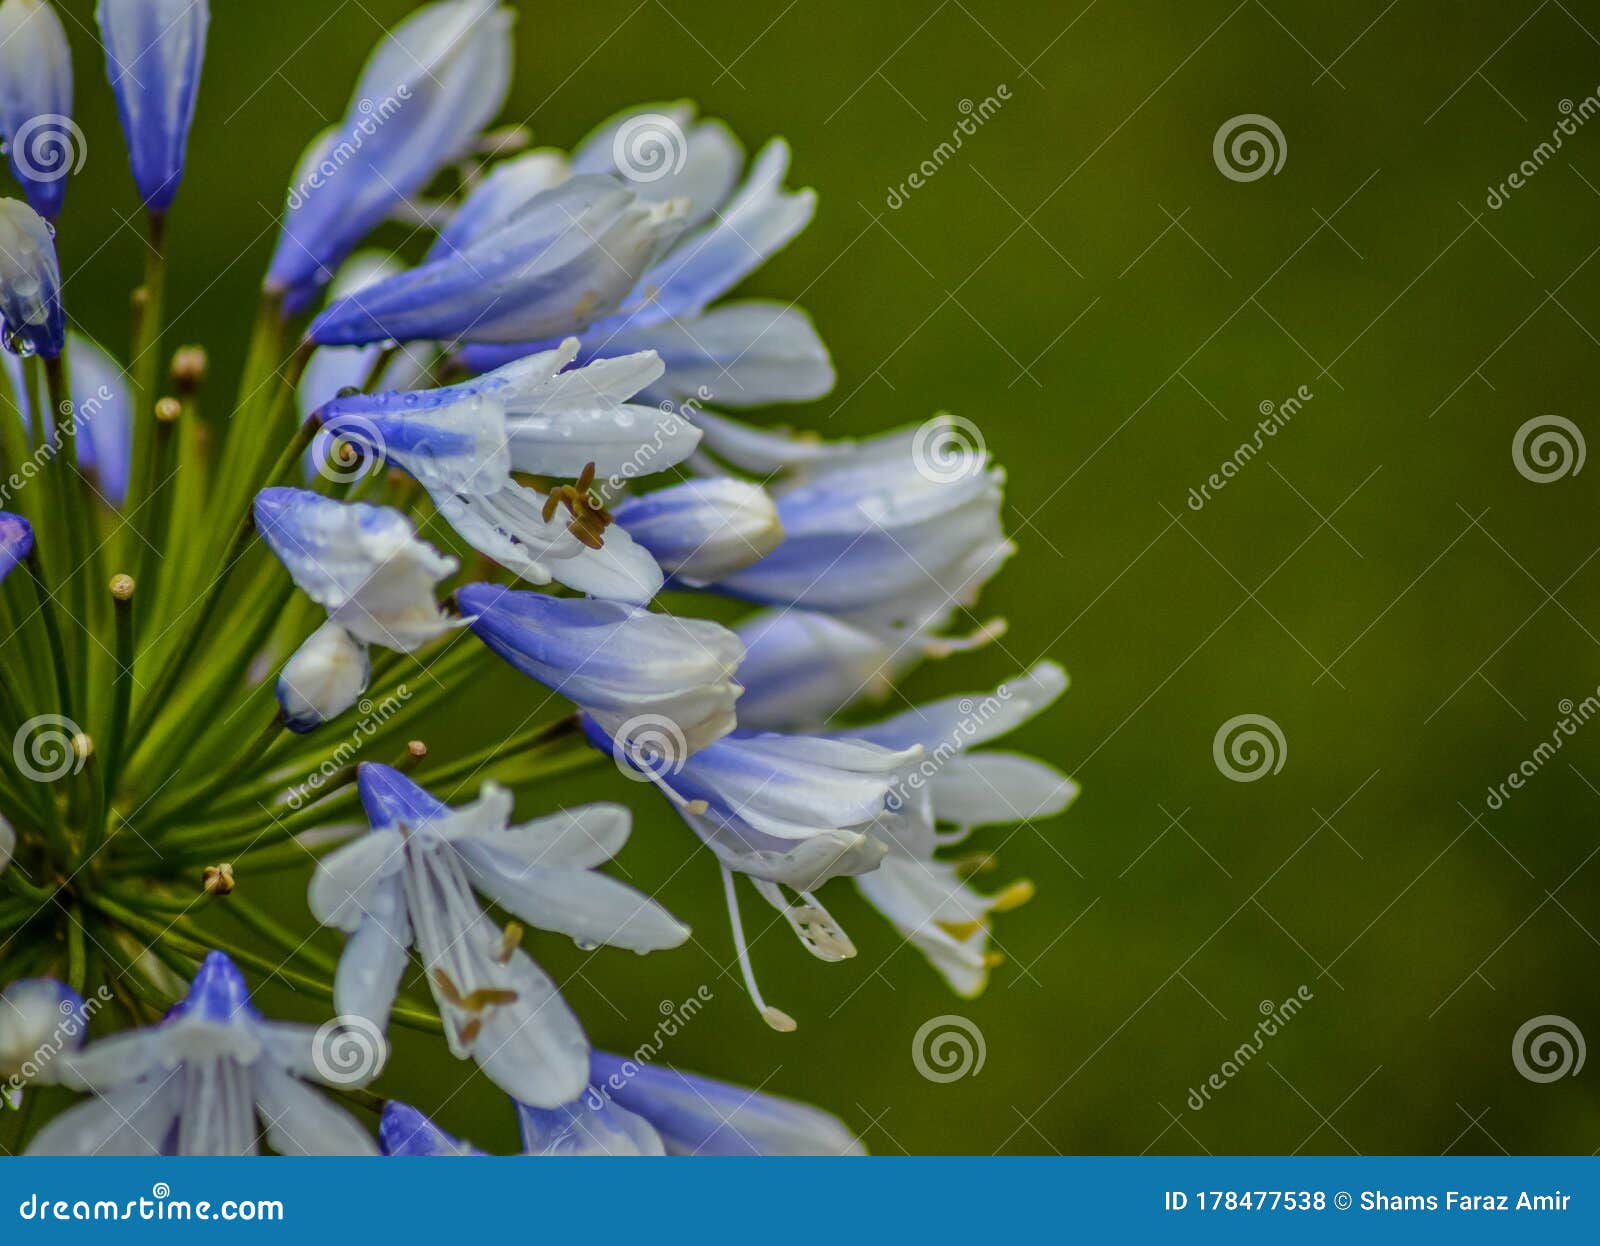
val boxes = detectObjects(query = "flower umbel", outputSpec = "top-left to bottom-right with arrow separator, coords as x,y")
0,0 -> 1071,1157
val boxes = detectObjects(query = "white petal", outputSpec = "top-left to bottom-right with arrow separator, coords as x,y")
309,829 -> 406,931
455,802 -> 631,869
26,1076 -> 183,1156
457,843 -> 689,952
253,1063 -> 378,1155
930,753 -> 1079,830
333,878 -> 413,1027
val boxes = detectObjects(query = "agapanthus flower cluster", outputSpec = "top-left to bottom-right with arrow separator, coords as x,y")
0,0 -> 1073,1157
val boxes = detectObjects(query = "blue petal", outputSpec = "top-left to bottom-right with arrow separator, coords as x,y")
515,1089 -> 663,1156
167,951 -> 257,1026
379,1101 -> 479,1156
357,762 -> 450,829
308,178 -> 683,347
0,510 -> 35,579
66,333 -> 133,506
95,0 -> 209,211
0,197 -> 63,358
265,0 -> 513,308
0,0 -> 74,219
588,1051 -> 864,1155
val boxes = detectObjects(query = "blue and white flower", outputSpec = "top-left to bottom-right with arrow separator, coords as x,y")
266,0 -> 513,310
255,489 -> 459,730
321,339 -> 697,602
706,417 -> 1013,633
95,0 -> 209,212
0,0 -> 74,219
0,977 -> 84,1084
310,176 -> 687,347
0,197 -> 62,358
459,581 -> 744,756
0,509 -> 34,578
310,765 -> 688,1106
28,952 -> 377,1155
255,488 -> 459,652
458,103 -> 832,410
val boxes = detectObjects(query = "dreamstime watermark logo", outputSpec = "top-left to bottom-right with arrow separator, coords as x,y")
2,984 -> 111,1104
311,1015 -> 386,1086
311,412 -> 387,484
1484,688 -> 1600,810
885,85 -> 1011,209
1185,385 -> 1314,511
1512,414 -> 1584,482
886,683 -> 1016,812
584,986 -> 713,1110
1487,90 -> 1600,209
1212,713 -> 1286,782
610,713 -> 689,783
13,714 -> 88,783
1213,114 -> 1287,182
284,687 -> 410,810
287,88 -> 413,211
0,383 -> 116,509
911,1015 -> 986,1082
1512,1014 -> 1585,1083
612,113 -> 688,183
911,415 -> 987,484
1188,987 -> 1313,1111
4,114 -> 87,183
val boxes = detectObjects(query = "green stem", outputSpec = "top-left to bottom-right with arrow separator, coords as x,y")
91,577 -> 137,854
128,413 -> 323,759
125,211 -> 167,570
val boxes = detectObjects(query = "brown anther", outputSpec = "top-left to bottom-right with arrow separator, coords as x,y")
170,346 -> 208,393
153,397 -> 182,423
497,922 -> 524,965
542,462 -> 613,549
130,287 -> 149,312
431,968 -> 465,1006
108,573 -> 135,601
203,863 -> 235,896
459,987 -> 518,1011
458,1017 -> 483,1045
407,740 -> 428,760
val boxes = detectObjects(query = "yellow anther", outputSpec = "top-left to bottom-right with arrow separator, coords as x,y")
991,879 -> 1036,913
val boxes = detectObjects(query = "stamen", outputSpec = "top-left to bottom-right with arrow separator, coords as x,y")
936,918 -> 985,941
922,617 -> 1008,660
497,922 -> 524,965
991,878 -> 1035,913
430,968 -> 465,1007
720,866 -> 796,1033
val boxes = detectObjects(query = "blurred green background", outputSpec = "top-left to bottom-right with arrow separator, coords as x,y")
26,0 -> 1600,1154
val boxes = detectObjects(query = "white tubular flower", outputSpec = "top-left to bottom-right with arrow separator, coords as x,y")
0,977 -> 86,1083
276,620 -> 372,733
